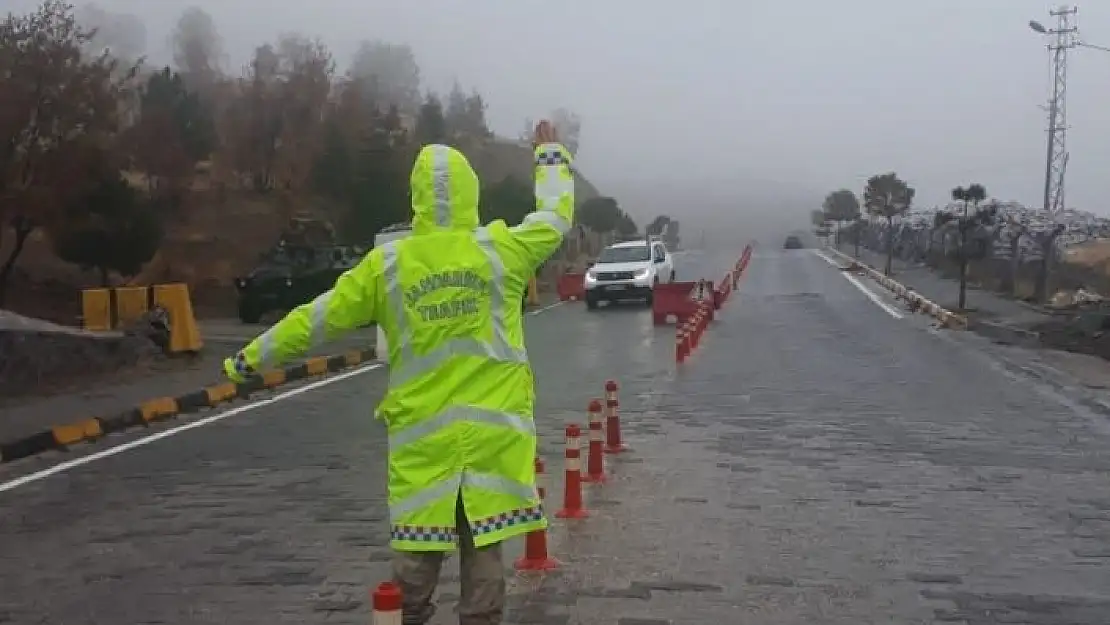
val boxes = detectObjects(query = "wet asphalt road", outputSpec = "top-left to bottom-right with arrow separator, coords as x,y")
3,247 -> 1110,624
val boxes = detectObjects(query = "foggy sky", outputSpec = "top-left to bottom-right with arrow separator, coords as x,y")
11,0 -> 1110,227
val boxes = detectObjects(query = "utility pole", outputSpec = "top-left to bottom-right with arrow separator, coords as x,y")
1030,6 -> 1078,215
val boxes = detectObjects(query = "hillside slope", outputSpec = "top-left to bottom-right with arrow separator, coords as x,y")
6,138 -> 604,321
467,137 -> 601,201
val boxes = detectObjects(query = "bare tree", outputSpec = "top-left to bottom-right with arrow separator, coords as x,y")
74,3 -> 146,67
272,33 -> 334,193
221,34 -> 333,197
172,6 -> 222,86
349,40 -> 421,114
0,0 -> 137,304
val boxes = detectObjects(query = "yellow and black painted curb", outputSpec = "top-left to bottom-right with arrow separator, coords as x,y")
0,346 -> 376,464
824,247 -> 968,329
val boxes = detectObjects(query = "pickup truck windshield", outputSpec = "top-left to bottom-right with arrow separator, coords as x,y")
598,246 -> 651,263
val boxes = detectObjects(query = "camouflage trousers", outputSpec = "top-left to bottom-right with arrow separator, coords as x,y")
392,495 -> 505,625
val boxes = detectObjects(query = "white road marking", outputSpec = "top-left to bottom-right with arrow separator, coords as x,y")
527,300 -> 564,315
0,363 -> 385,495
842,272 -> 904,319
0,296 -> 570,494
812,250 -> 903,319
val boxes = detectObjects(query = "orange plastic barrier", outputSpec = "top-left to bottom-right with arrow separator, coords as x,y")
652,281 -> 701,325
556,273 -> 585,301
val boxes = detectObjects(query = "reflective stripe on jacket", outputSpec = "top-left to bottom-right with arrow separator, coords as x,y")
235,142 -> 575,552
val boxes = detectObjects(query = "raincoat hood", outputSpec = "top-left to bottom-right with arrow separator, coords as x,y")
410,144 -> 480,234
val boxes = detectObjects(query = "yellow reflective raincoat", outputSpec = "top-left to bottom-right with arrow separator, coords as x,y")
224,142 -> 576,551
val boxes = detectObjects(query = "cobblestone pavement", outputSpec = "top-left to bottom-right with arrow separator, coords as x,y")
3,247 -> 1110,624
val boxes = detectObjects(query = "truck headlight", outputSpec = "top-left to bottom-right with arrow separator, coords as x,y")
585,271 -> 597,281
633,269 -> 649,278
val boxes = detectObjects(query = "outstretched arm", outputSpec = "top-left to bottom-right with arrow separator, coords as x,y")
508,123 -> 576,271
224,250 -> 381,381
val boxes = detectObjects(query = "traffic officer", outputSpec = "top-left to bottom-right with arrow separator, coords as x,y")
223,121 -> 574,624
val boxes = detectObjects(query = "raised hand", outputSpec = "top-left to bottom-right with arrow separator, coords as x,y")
532,119 -> 559,147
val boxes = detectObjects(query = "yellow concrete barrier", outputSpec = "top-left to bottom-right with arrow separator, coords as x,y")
51,418 -> 103,446
344,350 -> 363,366
262,369 -> 286,388
139,397 -> 178,423
152,283 -> 203,354
82,283 -> 203,352
305,356 -> 328,376
81,289 -> 113,331
114,286 -> 150,326
204,383 -> 238,404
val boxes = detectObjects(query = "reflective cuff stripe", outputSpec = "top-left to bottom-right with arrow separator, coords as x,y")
253,328 -> 277,370
534,143 -> 574,216
251,289 -> 334,368
309,290 -> 333,347
534,170 -> 573,213
388,405 -> 536,449
534,143 -> 571,166
390,470 -> 538,520
389,337 -> 527,387
521,209 -> 571,234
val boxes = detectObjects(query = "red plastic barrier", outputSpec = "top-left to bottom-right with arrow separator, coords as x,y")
712,277 -> 727,310
652,281 -> 701,325
676,319 -> 692,363
689,307 -> 703,349
702,281 -> 715,321
556,273 -> 585,301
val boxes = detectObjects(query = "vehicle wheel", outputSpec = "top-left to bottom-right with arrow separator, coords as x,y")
238,302 -> 261,324
645,291 -> 654,307
585,296 -> 599,311
669,269 -> 676,282
259,309 -> 287,326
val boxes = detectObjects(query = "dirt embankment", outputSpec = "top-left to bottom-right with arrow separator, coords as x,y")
0,311 -> 161,399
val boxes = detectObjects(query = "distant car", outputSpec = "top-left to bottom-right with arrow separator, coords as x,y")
783,235 -> 804,249
584,239 -> 675,310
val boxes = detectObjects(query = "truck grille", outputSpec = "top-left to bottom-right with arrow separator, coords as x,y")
597,271 -> 635,281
